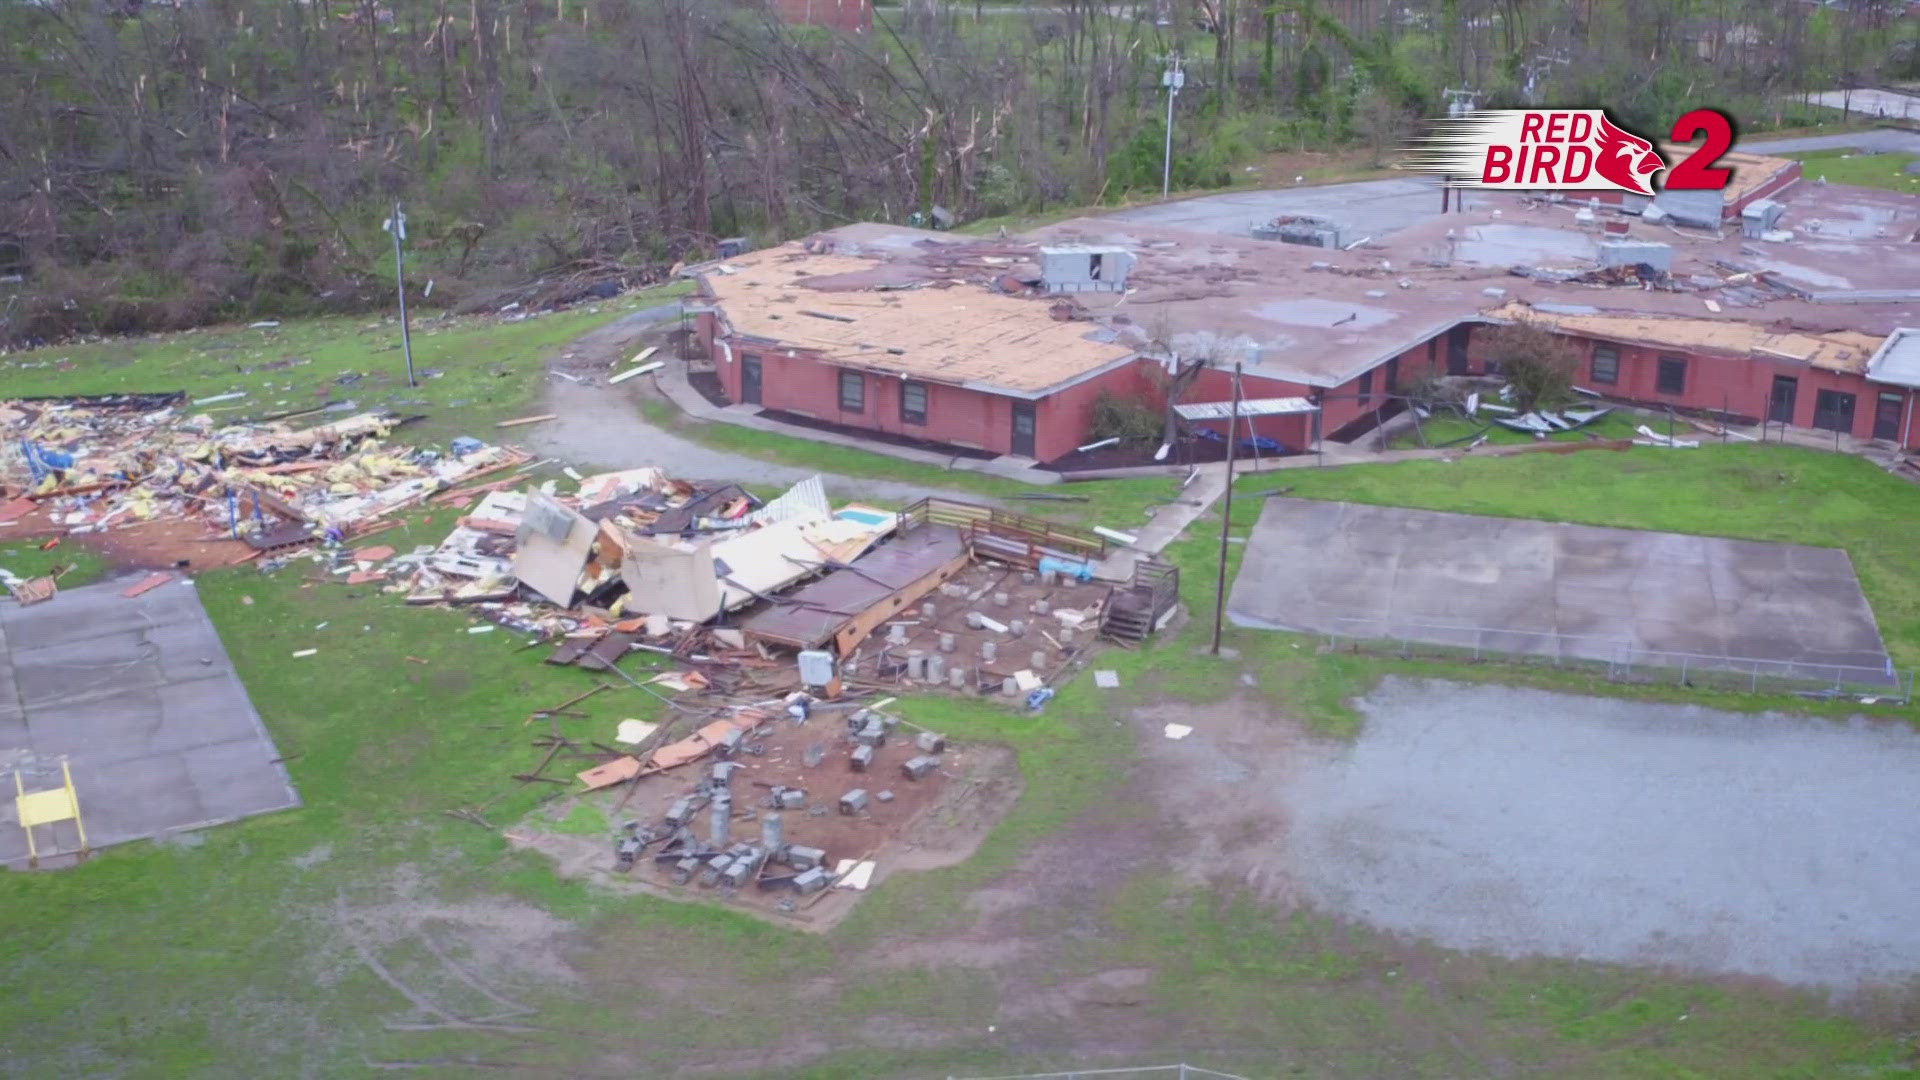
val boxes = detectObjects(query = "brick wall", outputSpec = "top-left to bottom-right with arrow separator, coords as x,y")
712,330 -> 1160,460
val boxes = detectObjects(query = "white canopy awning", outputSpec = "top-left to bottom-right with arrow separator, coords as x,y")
1173,397 -> 1317,421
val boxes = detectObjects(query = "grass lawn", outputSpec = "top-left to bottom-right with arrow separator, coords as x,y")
1783,147 -> 1920,193
0,283 -> 691,445
0,536 -> 108,590
2,309 -> 1918,1076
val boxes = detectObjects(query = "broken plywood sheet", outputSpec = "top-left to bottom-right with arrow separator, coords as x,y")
743,525 -> 969,652
620,533 -> 722,622
513,493 -> 596,605
577,716 -> 759,790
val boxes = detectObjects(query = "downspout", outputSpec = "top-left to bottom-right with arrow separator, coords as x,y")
1905,387 -> 1916,451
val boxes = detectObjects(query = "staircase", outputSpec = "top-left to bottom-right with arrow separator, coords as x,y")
1101,557 -> 1179,644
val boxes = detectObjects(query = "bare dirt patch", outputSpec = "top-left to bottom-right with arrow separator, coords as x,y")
510,732 -> 1023,931
1125,693 -> 1335,903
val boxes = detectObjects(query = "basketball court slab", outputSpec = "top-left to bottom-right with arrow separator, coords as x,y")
0,575 -> 299,866
1229,499 -> 1892,675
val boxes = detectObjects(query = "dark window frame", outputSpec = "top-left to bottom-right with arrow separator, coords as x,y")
1656,354 -> 1688,395
839,369 -> 865,412
1590,345 -> 1620,386
901,381 -> 928,425
1813,388 -> 1858,433
1357,369 -> 1373,406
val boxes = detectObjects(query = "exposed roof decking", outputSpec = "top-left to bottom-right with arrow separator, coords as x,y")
702,247 -> 1138,396
1489,302 -> 1885,374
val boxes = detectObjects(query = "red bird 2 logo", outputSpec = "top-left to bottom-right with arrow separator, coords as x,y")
1398,108 -> 1734,194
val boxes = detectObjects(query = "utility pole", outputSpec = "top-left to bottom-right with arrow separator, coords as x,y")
386,202 -> 417,388
1210,361 -> 1243,656
1161,55 -> 1185,199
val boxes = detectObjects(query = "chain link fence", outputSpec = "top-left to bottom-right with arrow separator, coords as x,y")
1324,616 -> 1913,704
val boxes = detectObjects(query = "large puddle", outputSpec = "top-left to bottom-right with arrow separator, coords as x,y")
1283,678 -> 1920,989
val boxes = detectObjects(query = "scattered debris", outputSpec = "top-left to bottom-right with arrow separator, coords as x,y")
1163,723 -> 1194,740
495,414 -> 557,428
1093,669 -> 1120,689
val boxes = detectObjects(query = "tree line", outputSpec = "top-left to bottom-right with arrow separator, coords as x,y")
0,0 -> 1912,347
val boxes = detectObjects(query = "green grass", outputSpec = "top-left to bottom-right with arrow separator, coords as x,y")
4,310 -> 1919,1076
0,536 -> 108,589
1,283 -> 690,445
1785,147 -> 1920,193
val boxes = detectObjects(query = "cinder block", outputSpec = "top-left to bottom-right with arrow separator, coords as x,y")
793,866 -> 829,894
839,789 -> 870,814
925,655 -> 946,682
916,731 -> 947,754
850,744 -> 874,771
784,844 -> 826,871
901,755 -> 940,781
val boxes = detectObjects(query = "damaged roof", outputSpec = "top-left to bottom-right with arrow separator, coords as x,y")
703,172 -> 1920,393
700,243 -> 1138,396
1486,301 -> 1884,374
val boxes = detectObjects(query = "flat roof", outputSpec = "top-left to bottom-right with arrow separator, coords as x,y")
1867,328 -> 1920,388
1655,146 -> 1798,203
1489,301 -> 1883,374
1174,397 -> 1317,420
701,245 -> 1137,396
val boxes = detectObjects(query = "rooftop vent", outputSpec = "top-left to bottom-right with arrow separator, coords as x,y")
1039,245 -> 1133,294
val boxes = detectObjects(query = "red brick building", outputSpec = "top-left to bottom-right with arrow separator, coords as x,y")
693,238 -> 1163,463
691,167 -> 1920,465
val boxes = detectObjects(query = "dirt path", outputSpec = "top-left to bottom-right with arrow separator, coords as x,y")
526,307 -> 991,503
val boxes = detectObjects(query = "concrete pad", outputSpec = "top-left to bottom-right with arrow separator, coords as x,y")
0,576 -> 298,866
1229,499 -> 1893,679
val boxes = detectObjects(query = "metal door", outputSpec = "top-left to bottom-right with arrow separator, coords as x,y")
740,356 -> 762,406
1874,392 -> 1904,441
1011,401 -> 1037,457
1446,325 -> 1470,375
1769,375 -> 1797,424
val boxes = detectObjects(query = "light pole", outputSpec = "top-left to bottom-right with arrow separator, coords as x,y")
384,202 -> 417,388
1161,55 -> 1185,199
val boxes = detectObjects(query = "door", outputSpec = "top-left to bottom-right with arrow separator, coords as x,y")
740,355 -> 762,406
1010,401 -> 1037,457
1446,325 -> 1470,375
1874,391 -> 1905,441
1769,375 -> 1797,424
1813,389 -> 1856,433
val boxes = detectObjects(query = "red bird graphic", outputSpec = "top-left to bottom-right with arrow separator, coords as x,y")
1591,114 -> 1666,196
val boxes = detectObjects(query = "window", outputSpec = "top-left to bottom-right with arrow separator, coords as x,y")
1428,338 -> 1439,369
1357,369 -> 1373,406
1385,357 -> 1400,393
1591,345 -> 1619,386
901,381 -> 928,425
1656,355 -> 1687,395
839,370 -> 865,412
1089,253 -> 1104,281
1813,389 -> 1857,433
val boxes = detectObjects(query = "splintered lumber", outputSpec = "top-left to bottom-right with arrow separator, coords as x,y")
577,715 -> 757,790
495,414 -> 557,428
